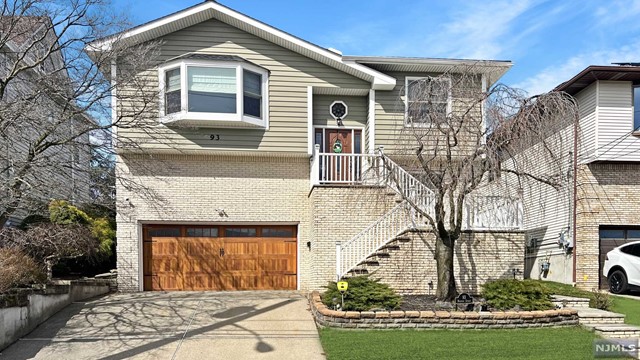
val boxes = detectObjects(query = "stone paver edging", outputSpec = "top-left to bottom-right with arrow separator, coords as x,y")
309,291 -> 579,329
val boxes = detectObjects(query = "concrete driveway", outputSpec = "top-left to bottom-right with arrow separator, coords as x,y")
0,291 -> 325,360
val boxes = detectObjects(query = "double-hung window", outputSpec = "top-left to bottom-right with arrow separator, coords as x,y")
405,76 -> 451,126
159,57 -> 268,128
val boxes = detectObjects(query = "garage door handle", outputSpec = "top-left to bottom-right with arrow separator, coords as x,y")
220,248 -> 225,257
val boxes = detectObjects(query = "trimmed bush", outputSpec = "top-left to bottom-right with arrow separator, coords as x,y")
0,248 -> 46,292
482,279 -> 554,311
322,276 -> 402,311
591,288 -> 613,310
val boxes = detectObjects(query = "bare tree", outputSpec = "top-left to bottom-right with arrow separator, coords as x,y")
384,63 -> 578,300
0,0 -> 165,227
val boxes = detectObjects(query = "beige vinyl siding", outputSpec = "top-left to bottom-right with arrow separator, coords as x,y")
312,95 -> 367,128
575,83 -> 597,163
373,71 -> 483,154
500,125 -> 576,284
374,71 -> 408,153
118,18 -> 370,154
595,81 -> 640,161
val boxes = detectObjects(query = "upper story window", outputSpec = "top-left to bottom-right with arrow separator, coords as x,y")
159,55 -> 269,128
405,76 -> 451,127
633,85 -> 640,132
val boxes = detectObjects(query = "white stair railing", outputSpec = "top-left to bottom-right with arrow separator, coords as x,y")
335,202 -> 413,280
327,147 -> 524,280
377,151 -> 435,220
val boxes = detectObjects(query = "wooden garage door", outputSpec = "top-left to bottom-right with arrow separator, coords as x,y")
599,227 -> 640,289
143,225 -> 297,291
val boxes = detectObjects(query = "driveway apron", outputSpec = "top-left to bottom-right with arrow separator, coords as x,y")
0,291 -> 325,360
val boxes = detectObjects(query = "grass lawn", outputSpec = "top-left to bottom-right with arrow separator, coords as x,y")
611,296 -> 640,326
320,327 -> 609,360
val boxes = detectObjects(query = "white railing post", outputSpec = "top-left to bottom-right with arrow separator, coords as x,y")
310,144 -> 320,189
335,241 -> 342,281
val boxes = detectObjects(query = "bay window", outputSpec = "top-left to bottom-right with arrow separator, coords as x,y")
159,58 -> 269,128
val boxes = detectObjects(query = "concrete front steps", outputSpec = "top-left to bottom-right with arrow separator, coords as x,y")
344,233 -> 416,278
553,295 -> 640,340
551,295 -> 590,309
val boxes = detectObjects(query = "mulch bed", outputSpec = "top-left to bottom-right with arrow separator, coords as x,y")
399,294 -> 482,311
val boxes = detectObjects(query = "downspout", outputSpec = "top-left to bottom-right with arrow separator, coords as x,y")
572,109 -> 578,284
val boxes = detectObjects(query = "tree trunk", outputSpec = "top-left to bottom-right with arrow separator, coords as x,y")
435,234 -> 457,301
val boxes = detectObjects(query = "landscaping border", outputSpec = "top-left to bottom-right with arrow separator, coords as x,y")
309,291 -> 579,329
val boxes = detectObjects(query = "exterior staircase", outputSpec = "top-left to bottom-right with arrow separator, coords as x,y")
310,146 -> 524,281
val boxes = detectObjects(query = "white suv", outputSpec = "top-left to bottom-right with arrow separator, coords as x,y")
603,241 -> 640,294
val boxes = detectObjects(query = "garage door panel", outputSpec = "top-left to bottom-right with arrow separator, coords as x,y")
599,227 -> 640,289
143,225 -> 297,291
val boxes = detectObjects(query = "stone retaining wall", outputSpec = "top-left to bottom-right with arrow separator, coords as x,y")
309,292 -> 579,329
1,280 -> 111,351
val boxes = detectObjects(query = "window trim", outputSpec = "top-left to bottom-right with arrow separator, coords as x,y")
404,76 -> 452,128
158,59 -> 269,128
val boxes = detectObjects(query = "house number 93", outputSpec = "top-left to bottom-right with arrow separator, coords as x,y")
209,134 -> 221,141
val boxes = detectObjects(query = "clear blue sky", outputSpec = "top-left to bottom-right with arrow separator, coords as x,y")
112,0 -> 640,95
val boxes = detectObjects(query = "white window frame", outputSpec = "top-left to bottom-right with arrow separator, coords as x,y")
404,76 -> 452,127
158,59 -> 269,128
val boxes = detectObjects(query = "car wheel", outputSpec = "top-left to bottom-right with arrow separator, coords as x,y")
608,270 -> 629,294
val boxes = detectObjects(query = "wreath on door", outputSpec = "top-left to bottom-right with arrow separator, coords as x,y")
332,139 -> 343,153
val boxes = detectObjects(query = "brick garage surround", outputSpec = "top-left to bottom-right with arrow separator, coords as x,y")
309,186 -> 396,290
115,153 -> 312,292
116,153 -> 526,294
309,292 -> 579,329
575,162 -> 640,290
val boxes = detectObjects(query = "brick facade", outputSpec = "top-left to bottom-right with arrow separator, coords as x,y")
116,153 -> 525,294
115,153 -> 312,292
575,162 -> 640,290
353,230 -> 524,295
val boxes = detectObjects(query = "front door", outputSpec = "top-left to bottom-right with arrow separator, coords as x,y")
326,129 -> 352,182
315,128 -> 362,183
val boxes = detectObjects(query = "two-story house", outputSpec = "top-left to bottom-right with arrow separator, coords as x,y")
0,16 -> 91,227
89,1 -> 525,293
523,64 -> 640,291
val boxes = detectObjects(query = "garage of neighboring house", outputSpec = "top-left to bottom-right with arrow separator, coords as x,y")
599,226 -> 640,289
142,224 -> 297,291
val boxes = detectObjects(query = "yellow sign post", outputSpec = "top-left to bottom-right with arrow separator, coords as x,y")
337,281 -> 348,309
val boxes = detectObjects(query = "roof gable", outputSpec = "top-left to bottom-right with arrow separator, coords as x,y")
88,1 -> 396,90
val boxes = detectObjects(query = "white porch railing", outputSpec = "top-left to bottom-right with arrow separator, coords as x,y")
335,202 -> 413,280
311,151 -> 380,186
464,195 -> 524,231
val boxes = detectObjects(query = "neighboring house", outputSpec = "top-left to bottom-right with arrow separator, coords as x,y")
0,16 -> 91,227
522,64 -> 640,290
89,1 -> 524,293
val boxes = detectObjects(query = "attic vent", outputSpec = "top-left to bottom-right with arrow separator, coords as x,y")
328,47 -> 343,55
